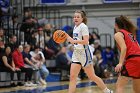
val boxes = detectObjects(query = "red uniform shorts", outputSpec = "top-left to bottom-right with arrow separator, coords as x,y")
121,57 -> 140,78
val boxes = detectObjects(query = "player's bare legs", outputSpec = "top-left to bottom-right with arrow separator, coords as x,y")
68,63 -> 81,93
116,76 -> 129,93
83,64 -> 107,90
133,78 -> 140,93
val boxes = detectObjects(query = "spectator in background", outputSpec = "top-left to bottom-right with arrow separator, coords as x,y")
89,32 -> 100,45
0,46 -> 22,87
30,46 -> 49,85
43,46 -> 55,60
102,47 -> 115,75
93,39 -> 102,55
12,45 -> 36,87
43,23 -> 53,40
46,37 -> 61,54
22,44 -> 42,85
30,30 -> 38,51
35,27 -> 45,49
89,33 -> 94,44
36,27 -> 55,59
0,28 -> 5,54
9,14 -> 18,35
22,44 -> 36,69
6,35 -> 17,52
20,9 -> 37,44
92,32 -> 100,40
31,53 -> 47,85
93,50 -> 104,78
56,47 -> 71,71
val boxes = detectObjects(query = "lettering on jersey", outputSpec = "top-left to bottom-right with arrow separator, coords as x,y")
73,33 -> 78,37
128,34 -> 136,42
73,33 -> 78,45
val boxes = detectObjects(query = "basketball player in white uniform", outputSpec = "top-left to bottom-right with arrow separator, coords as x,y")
66,10 -> 113,93
72,22 -> 93,67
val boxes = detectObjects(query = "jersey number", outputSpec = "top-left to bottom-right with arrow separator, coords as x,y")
128,34 -> 136,42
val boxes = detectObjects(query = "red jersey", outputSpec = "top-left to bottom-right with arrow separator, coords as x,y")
119,29 -> 140,59
12,49 -> 24,68
117,29 -> 140,78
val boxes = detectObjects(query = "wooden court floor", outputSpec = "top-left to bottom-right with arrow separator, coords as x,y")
0,77 -> 133,93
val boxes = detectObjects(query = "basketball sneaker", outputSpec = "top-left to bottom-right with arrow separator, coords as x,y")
104,90 -> 113,93
103,88 -> 113,93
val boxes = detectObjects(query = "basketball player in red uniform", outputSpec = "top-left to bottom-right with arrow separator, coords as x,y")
114,15 -> 140,93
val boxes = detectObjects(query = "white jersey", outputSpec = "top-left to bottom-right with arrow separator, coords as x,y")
73,23 -> 89,49
72,23 -> 93,67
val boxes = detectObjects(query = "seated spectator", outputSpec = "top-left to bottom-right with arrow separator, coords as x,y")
93,50 -> 104,78
101,46 -> 115,76
93,39 -> 102,55
12,45 -> 36,87
46,37 -> 61,54
22,44 -> 44,85
56,47 -> 71,71
22,44 -> 36,69
35,27 -> 55,59
43,46 -> 55,60
56,47 -> 71,80
31,53 -> 47,85
93,50 -> 110,78
0,46 -> 22,87
102,47 -> 114,65
30,46 -> 49,85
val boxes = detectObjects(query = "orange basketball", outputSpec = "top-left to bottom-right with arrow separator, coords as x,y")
53,30 -> 67,44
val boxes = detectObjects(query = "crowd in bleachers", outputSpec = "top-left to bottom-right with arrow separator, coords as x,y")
0,5 -> 118,87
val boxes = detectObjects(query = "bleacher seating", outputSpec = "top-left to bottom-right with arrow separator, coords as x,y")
45,60 -> 69,81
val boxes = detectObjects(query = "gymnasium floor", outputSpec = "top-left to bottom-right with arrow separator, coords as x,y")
0,77 -> 133,93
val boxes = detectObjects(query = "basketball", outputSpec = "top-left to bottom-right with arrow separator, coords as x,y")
53,30 -> 67,43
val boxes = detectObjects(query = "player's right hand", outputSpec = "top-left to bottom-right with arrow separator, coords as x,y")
115,63 -> 123,73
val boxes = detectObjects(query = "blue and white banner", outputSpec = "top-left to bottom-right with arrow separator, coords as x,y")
40,0 -> 66,4
103,0 -> 132,3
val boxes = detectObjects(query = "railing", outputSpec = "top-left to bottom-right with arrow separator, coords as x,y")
100,33 -> 112,48
89,27 -> 99,34
60,15 -> 73,28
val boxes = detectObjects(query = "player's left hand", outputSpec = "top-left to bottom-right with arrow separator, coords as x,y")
115,63 -> 123,72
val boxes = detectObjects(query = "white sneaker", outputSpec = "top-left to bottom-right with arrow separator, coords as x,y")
76,77 -> 81,81
29,82 -> 37,87
103,88 -> 113,93
35,81 -> 42,86
24,82 -> 31,87
40,78 -> 47,85
24,82 -> 37,87
104,90 -> 113,93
